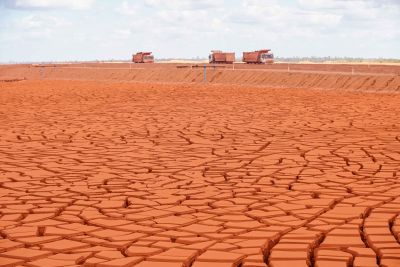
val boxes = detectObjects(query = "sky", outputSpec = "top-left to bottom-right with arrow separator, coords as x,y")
0,0 -> 399,62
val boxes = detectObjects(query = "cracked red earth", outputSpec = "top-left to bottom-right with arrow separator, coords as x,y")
0,79 -> 400,267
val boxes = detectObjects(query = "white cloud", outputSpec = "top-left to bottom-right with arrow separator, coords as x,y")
144,0 -> 224,10
298,0 -> 399,9
300,11 -> 342,27
1,0 -> 399,61
19,14 -> 69,29
116,1 -> 138,15
2,14 -> 72,41
5,0 -> 95,10
113,29 -> 132,39
230,0 -> 399,37
297,0 -> 354,9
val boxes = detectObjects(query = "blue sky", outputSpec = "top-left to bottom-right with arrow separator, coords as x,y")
0,0 -> 399,62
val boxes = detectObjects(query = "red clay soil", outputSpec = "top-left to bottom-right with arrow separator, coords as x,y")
0,80 -> 400,267
1,63 -> 400,93
2,62 -> 400,74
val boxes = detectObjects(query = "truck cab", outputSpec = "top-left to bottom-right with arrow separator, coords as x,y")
260,51 -> 274,63
143,54 -> 154,63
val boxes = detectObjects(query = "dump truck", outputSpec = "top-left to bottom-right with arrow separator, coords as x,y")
209,50 -> 235,64
132,52 -> 154,63
243,49 -> 274,64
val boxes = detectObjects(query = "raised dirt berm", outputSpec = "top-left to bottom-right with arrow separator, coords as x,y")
1,63 -> 399,92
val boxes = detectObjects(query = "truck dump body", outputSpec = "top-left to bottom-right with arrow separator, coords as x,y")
213,53 -> 226,62
133,52 -> 154,63
209,51 -> 235,64
224,53 -> 235,64
243,49 -> 274,64
243,52 -> 259,63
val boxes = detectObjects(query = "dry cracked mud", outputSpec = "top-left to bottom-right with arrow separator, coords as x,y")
0,80 -> 399,267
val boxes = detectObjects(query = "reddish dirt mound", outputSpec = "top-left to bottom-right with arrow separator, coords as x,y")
1,63 -> 399,92
3,62 -> 399,74
0,80 -> 400,266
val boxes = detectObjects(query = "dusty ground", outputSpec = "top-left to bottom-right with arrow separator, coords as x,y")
0,80 -> 400,267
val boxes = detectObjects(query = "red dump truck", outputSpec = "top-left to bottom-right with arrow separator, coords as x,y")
243,49 -> 274,64
132,52 -> 154,63
209,50 -> 235,64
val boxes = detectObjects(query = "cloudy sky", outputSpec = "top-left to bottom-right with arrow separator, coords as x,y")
0,0 -> 399,62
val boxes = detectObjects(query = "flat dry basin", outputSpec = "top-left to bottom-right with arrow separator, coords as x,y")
0,80 -> 400,267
